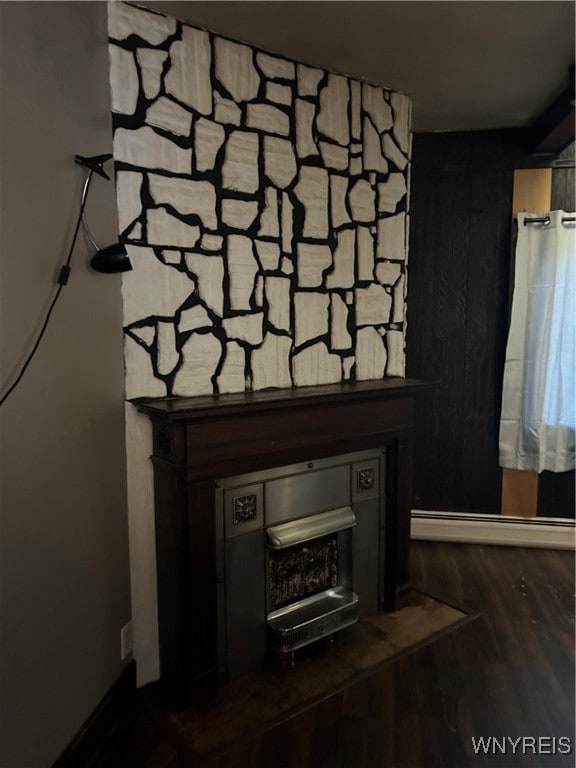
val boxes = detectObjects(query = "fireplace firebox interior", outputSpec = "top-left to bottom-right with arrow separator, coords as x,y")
268,534 -> 339,612
215,448 -> 384,679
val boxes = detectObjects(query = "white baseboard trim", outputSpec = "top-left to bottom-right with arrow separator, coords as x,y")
411,510 -> 575,550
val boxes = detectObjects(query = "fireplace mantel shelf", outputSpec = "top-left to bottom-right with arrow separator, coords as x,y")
135,378 -> 428,420
137,378 -> 428,483
137,377 -> 429,705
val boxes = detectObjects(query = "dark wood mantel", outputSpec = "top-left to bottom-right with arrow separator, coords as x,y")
137,378 -> 428,705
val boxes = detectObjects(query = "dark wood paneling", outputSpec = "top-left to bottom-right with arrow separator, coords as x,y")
415,128 -> 575,172
551,167 -> 575,210
407,132 -> 513,513
538,471 -> 576,519
413,131 -> 473,171
551,141 -> 575,211
432,172 -> 470,339
462,170 -> 512,511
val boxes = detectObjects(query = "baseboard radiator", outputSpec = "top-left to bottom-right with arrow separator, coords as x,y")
411,510 -> 575,550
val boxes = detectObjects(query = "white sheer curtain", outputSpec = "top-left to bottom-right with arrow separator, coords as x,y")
499,210 -> 576,473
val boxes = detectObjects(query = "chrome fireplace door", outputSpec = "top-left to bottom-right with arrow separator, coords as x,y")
214,449 -> 385,680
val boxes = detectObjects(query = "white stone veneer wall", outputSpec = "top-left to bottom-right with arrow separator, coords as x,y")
108,2 -> 412,400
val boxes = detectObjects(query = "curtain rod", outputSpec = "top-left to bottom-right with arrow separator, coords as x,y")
523,215 -> 576,225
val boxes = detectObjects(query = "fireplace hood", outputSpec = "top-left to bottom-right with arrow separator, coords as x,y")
267,507 -> 356,549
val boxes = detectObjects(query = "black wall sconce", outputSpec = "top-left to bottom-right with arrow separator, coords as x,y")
75,153 -> 132,274
90,242 -> 132,273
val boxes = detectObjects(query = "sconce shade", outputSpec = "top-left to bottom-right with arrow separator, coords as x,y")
90,243 -> 132,273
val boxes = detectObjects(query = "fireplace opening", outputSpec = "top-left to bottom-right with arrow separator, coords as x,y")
268,534 -> 339,612
215,449 -> 385,680
265,505 -> 358,654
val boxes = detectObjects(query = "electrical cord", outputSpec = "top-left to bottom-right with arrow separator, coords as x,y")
0,170 -> 94,408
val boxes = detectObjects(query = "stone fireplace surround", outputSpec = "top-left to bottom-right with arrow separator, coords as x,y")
137,377 -> 426,705
108,2 -> 412,401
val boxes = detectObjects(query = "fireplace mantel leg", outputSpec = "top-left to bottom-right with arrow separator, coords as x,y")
384,437 -> 413,609
153,462 -> 220,705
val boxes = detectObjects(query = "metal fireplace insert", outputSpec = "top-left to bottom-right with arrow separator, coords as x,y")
215,449 -> 384,679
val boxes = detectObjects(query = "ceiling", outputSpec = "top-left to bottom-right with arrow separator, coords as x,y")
142,1 -> 575,133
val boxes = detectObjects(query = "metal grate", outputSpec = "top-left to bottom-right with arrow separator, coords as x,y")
267,587 -> 359,652
268,535 -> 338,612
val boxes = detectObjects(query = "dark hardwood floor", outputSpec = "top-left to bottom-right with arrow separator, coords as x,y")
88,542 -> 575,768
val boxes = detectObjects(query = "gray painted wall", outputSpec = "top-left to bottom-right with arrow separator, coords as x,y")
0,3 -> 131,765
